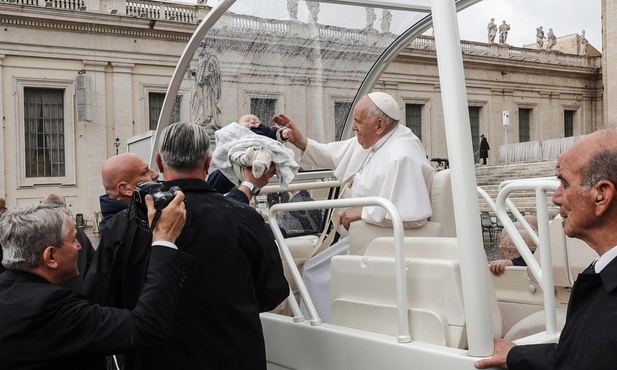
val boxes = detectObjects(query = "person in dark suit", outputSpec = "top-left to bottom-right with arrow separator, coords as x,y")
0,192 -> 188,370
89,122 -> 289,370
475,128 -> 617,370
479,134 -> 490,165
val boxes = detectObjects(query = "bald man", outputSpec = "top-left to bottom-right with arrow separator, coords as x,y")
99,153 -> 159,235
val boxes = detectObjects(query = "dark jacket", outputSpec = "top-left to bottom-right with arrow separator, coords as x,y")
86,179 -> 288,370
480,137 -> 490,158
0,246 -> 190,370
507,257 -> 617,370
98,195 -> 129,237
84,204 -> 152,308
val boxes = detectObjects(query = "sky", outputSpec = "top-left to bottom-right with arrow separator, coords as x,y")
199,0 -> 602,51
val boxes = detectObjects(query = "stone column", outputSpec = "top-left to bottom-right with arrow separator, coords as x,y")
82,60 -> 109,218
110,62 -> 135,154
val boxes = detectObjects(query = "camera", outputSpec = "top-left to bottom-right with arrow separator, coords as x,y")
132,182 -> 181,221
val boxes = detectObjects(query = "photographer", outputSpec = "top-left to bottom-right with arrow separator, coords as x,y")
0,193 -> 188,370
85,122 -> 288,370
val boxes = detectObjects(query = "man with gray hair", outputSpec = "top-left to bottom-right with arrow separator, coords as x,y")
103,122 -> 288,370
42,192 -> 94,290
273,92 -> 434,323
0,194 -> 189,369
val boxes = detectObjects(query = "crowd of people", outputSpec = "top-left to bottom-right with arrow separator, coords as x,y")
2,92 -> 617,370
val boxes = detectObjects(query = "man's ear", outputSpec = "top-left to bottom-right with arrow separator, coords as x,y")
375,119 -> 387,135
156,153 -> 164,173
204,156 -> 212,175
594,180 -> 616,217
42,246 -> 59,270
117,181 -> 132,198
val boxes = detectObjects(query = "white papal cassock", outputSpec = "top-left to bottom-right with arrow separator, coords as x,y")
300,124 -> 434,323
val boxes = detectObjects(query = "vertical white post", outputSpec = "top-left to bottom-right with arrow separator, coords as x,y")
431,0 -> 494,357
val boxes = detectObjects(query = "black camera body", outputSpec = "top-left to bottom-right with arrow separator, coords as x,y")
132,182 -> 180,221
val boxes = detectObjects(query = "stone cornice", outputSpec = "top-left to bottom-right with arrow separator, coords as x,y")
0,4 -> 195,41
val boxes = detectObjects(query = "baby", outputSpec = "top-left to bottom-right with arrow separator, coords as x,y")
229,115 -> 292,178
211,114 -> 299,189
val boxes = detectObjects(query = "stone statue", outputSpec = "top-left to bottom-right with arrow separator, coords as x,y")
191,47 -> 222,129
579,29 -> 588,55
546,28 -> 557,50
536,26 -> 545,48
287,0 -> 298,21
499,20 -> 510,44
487,18 -> 497,43
307,1 -> 319,23
381,9 -> 392,33
365,7 -> 376,31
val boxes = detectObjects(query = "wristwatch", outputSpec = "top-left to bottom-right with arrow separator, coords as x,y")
241,181 -> 261,196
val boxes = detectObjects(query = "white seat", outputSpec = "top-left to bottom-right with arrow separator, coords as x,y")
498,215 -> 598,340
331,237 -> 502,349
348,169 -> 455,255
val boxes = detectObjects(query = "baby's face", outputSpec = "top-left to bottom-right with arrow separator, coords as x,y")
239,115 -> 261,129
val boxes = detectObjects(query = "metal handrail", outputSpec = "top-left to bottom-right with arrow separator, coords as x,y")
477,186 -> 539,248
267,196 -> 411,343
495,178 -> 560,337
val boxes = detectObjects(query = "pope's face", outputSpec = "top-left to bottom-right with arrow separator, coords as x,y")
352,98 -> 380,149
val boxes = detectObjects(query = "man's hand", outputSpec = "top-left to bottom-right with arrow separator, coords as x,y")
272,113 -> 308,151
474,338 -> 516,369
340,206 -> 362,230
489,259 -> 514,276
244,164 -> 276,189
147,191 -> 186,244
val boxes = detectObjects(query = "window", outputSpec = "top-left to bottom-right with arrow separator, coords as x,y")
334,101 -> 353,140
149,93 -> 182,131
564,110 -> 574,137
469,106 -> 480,155
24,88 -> 65,178
519,108 -> 531,142
405,104 -> 423,141
250,98 -> 277,125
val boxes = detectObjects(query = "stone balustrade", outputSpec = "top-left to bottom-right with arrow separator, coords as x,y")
411,35 -> 600,67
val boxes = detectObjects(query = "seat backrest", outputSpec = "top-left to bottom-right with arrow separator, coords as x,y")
428,169 -> 456,237
348,169 -> 455,255
481,212 -> 493,228
532,215 -> 597,287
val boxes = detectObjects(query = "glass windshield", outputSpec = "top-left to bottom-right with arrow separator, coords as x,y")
159,0 -> 435,237
177,0 -> 429,145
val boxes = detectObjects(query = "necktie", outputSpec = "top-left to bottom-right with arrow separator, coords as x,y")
583,261 -> 597,274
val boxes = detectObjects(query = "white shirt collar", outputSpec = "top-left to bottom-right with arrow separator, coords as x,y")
593,245 -> 617,273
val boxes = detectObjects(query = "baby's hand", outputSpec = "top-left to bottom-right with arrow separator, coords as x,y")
281,128 -> 292,139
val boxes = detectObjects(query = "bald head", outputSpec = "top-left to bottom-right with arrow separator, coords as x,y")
553,128 -> 617,252
101,153 -> 159,202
